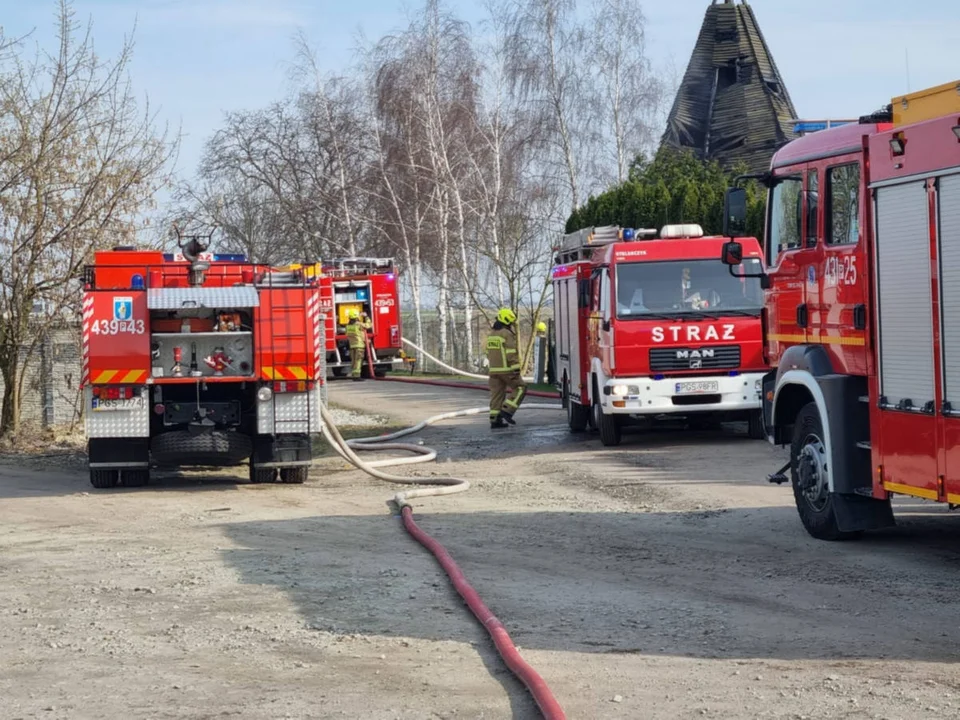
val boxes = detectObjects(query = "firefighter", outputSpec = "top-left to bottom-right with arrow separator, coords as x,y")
345,309 -> 367,381
487,307 -> 526,429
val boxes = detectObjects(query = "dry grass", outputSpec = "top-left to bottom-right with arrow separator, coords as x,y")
0,424 -> 86,457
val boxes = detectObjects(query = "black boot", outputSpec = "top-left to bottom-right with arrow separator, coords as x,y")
490,415 -> 507,429
500,411 -> 516,425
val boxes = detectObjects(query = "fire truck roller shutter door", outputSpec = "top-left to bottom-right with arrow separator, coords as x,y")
874,181 -> 936,411
936,174 -> 960,408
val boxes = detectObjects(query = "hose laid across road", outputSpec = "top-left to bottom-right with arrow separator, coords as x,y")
317,396 -> 567,719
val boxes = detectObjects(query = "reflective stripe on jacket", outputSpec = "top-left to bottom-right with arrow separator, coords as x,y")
486,327 -> 520,373
345,321 -> 366,349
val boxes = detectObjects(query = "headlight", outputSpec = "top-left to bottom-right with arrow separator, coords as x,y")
257,386 -> 273,402
611,384 -> 628,396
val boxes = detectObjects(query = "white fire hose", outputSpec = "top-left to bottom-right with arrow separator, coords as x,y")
318,401 -> 562,507
402,338 -> 537,384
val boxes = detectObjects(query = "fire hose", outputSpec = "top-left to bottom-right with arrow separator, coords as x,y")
320,343 -> 567,718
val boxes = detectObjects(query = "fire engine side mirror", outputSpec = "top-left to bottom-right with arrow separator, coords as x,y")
720,241 -> 743,266
723,187 -> 747,238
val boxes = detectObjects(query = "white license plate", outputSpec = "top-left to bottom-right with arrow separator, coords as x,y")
675,381 -> 719,395
92,397 -> 144,412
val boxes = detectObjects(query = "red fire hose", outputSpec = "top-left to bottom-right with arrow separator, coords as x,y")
400,505 -> 566,719
339,338 -> 565,718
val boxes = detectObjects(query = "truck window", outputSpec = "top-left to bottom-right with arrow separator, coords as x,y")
615,259 -> 763,318
590,270 -> 601,312
805,170 -> 819,247
767,176 -> 803,264
827,163 -> 860,245
599,269 -> 611,319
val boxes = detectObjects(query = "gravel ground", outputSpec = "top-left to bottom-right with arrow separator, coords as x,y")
2,380 -> 960,719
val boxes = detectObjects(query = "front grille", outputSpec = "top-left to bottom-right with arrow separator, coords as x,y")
649,345 -> 741,372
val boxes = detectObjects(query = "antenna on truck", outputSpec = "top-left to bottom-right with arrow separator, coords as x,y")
172,223 -> 217,286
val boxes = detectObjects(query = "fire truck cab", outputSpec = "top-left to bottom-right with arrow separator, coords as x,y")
721,79 -> 960,540
318,257 -> 403,378
82,234 -> 324,489
552,224 -> 767,446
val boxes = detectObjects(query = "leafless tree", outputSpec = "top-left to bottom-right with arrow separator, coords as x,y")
589,0 -> 665,184
0,0 -> 177,435
505,0 -> 588,212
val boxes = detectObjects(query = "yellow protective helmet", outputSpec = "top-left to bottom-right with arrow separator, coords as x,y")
348,309 -> 360,320
496,307 -> 517,325
536,321 -> 547,333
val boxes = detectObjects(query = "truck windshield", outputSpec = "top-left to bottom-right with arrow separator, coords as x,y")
615,259 -> 763,319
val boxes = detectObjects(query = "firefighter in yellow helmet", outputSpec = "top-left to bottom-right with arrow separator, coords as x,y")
344,309 -> 368,381
535,321 -> 547,336
486,307 -> 526,429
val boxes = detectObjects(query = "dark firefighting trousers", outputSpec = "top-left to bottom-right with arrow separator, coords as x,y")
489,371 -> 526,420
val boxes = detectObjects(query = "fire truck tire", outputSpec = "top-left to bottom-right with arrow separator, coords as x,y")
747,410 -> 765,440
790,402 -> 861,541
249,465 -> 277,484
565,380 -> 589,432
280,466 -> 309,484
592,393 -> 622,446
122,469 -> 149,487
89,469 -> 119,489
152,430 -> 252,467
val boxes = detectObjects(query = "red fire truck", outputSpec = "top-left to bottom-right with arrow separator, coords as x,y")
551,224 -> 768,446
317,257 -> 403,378
720,79 -> 960,540
82,232 -> 324,489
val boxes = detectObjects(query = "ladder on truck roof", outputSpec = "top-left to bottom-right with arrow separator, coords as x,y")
324,257 -> 395,277
554,225 -> 657,264
258,267 -> 317,436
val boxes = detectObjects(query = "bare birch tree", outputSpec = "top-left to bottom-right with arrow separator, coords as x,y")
506,0 -> 588,213
589,0 -> 665,184
0,1 -> 176,434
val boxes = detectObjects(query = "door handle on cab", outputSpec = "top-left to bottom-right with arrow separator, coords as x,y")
853,304 -> 866,330
796,303 -> 808,328
602,319 -> 611,331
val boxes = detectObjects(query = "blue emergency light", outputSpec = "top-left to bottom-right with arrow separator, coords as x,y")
161,253 -> 247,262
792,120 -> 854,134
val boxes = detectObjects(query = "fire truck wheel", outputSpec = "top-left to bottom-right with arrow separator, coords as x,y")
122,470 -> 149,487
747,410 -> 765,440
564,380 -> 589,432
790,402 -> 860,541
89,469 -> 119,489
280,466 -> 309,484
249,465 -> 277,484
592,394 -> 622,446
152,430 -> 252,467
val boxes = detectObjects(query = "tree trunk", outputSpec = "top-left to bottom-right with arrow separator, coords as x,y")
1,359 -> 21,437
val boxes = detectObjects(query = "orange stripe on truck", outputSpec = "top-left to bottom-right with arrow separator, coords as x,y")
261,366 -> 309,381
92,369 -> 147,384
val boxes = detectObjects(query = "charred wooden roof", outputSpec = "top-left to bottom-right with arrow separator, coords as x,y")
660,0 -> 798,174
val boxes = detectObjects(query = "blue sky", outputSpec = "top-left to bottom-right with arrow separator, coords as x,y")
2,0 -> 957,182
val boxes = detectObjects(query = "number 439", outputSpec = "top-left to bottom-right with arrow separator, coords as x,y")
90,319 -> 145,335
